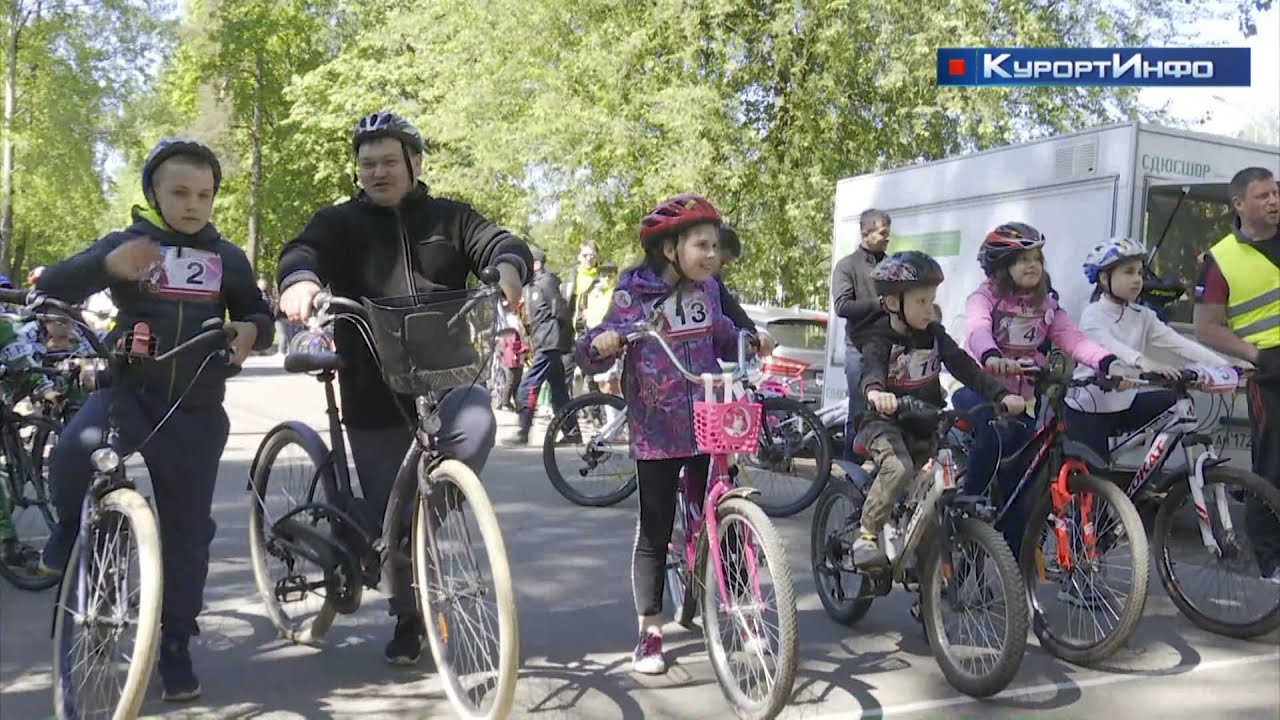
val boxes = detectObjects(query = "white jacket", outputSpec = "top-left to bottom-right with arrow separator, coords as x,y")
1067,296 -> 1226,414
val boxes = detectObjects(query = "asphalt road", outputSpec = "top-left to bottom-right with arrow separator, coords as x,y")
2,355 -> 1278,719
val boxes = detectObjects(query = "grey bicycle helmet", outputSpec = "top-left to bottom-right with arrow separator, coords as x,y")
141,137 -> 222,197
352,111 -> 425,154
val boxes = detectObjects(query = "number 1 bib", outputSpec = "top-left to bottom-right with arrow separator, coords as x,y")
144,247 -> 223,301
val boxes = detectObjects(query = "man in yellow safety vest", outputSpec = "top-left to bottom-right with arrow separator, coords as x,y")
1194,165 -> 1280,582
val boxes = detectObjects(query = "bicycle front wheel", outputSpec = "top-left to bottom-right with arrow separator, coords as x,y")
1020,471 -> 1149,666
543,392 -> 636,507
1153,466 -> 1280,638
52,488 -> 163,720
701,496 -> 798,720
414,459 -> 519,720
921,517 -> 1028,697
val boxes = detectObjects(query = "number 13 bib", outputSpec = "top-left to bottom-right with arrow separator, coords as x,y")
654,289 -> 712,341
144,247 -> 223,301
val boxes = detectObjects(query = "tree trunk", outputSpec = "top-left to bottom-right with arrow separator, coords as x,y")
1,5 -> 21,277
245,55 -> 263,275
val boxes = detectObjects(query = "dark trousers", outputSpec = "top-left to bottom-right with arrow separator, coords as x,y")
843,345 -> 865,460
516,350 -> 575,436
1246,378 -> 1280,575
632,456 -> 709,616
1062,389 -> 1178,462
346,384 -> 496,618
953,387 -> 1036,551
500,366 -> 523,408
47,387 -> 229,640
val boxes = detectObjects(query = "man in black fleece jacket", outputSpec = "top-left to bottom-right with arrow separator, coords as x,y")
831,209 -> 890,456
37,138 -> 273,702
275,111 -> 532,666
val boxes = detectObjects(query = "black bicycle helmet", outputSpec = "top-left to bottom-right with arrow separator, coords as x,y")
978,222 -> 1045,276
141,137 -> 222,197
352,111 -> 425,154
718,224 -> 742,259
871,251 -> 945,296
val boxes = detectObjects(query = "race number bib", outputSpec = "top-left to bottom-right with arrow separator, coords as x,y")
996,312 -> 1047,352
144,247 -> 223,301
886,344 -> 941,390
654,289 -> 712,340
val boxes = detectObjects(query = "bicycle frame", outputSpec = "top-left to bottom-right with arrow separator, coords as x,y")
982,401 -> 1099,572
1109,394 -> 1235,557
676,453 -> 765,615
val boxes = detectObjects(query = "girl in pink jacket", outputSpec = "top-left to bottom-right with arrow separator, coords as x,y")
954,222 -> 1119,556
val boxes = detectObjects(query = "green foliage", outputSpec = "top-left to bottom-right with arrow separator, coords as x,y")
2,0 -> 1273,297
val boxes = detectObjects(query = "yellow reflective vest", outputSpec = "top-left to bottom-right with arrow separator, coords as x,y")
1209,232 -> 1280,350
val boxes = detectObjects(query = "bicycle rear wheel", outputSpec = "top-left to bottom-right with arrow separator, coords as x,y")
738,396 -> 831,518
665,498 -> 699,629
414,459 -> 519,720
1020,471 -> 1149,666
543,392 -> 636,507
1,416 -> 61,591
52,488 -> 162,720
809,479 -> 873,625
1153,466 -> 1280,638
701,496 -> 798,720
248,425 -> 338,645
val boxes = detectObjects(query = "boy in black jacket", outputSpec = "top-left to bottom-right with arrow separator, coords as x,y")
850,251 -> 1024,568
37,138 -> 273,701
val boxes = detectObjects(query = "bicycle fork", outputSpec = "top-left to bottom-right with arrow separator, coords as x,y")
1186,446 -> 1235,558
1049,459 -> 1097,572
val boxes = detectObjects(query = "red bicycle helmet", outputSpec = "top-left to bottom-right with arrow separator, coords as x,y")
638,194 -> 722,244
978,222 -> 1045,275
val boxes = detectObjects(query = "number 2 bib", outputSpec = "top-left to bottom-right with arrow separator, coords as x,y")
654,290 -> 712,341
144,247 -> 223,301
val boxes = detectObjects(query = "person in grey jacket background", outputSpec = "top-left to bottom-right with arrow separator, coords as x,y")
830,209 -> 891,458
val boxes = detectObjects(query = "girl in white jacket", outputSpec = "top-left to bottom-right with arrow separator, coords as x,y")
1065,237 -> 1227,461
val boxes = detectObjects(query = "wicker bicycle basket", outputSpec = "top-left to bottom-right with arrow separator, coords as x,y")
361,288 -> 498,396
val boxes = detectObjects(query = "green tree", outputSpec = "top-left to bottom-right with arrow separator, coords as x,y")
0,0 -> 168,277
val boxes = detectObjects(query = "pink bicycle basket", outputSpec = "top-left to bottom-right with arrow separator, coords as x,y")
693,400 -> 763,454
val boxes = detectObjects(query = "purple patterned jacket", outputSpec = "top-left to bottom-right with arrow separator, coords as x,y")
576,265 -> 744,460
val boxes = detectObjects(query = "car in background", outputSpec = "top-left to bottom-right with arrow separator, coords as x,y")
741,303 -> 827,404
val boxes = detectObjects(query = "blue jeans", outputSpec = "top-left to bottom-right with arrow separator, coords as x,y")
953,387 -> 1036,551
844,346 -> 865,460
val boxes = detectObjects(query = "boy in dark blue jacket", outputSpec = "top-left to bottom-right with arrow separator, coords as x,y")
37,138 -> 272,702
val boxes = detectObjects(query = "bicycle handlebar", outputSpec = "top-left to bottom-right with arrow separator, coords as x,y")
5,290 -> 233,364
622,320 -> 753,387
311,266 -> 504,331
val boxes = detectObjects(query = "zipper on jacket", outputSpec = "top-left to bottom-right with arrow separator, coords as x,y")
169,299 -> 184,404
396,209 -> 415,299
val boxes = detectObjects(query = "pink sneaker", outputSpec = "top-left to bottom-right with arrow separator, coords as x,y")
631,631 -> 667,674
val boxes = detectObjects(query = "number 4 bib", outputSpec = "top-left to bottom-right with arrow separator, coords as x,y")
144,246 -> 223,301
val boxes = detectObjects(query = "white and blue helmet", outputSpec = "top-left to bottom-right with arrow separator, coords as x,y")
1083,237 -> 1146,284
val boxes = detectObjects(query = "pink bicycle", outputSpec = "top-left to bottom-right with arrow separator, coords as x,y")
623,320 -> 798,720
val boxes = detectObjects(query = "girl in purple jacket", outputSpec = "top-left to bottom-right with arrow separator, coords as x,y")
576,194 -> 754,675
954,222 -> 1120,560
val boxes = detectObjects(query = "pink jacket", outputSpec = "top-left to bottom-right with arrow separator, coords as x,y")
963,280 -> 1114,398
